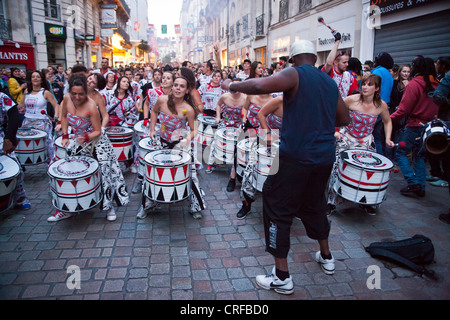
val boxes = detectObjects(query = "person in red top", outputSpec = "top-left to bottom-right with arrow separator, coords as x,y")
391,55 -> 439,197
322,32 -> 358,99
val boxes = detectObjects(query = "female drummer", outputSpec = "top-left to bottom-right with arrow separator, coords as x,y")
87,73 -> 109,131
132,71 -> 176,193
137,76 -> 206,220
327,73 -> 394,215
19,70 -> 60,161
236,74 -> 274,219
48,75 -> 129,222
105,76 -> 135,127
208,78 -> 246,191
143,71 -> 175,120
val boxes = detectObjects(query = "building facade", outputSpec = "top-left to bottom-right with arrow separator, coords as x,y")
179,0 -> 450,69
0,0 -> 145,71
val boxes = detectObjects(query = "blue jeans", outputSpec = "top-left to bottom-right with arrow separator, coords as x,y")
397,127 -> 426,190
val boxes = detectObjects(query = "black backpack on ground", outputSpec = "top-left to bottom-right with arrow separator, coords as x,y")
365,234 -> 437,279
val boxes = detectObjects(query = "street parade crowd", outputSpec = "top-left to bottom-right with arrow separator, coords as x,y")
0,29 -> 449,295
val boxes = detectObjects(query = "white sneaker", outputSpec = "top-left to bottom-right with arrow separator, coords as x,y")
130,165 -> 138,174
106,207 -> 117,222
48,210 -> 73,222
255,267 -> 294,295
315,251 -> 335,275
137,205 -> 147,219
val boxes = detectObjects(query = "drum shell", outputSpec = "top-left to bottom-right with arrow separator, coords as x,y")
334,150 -> 393,205
423,120 -> 449,155
236,138 -> 256,177
143,150 -> 191,203
105,127 -> 134,162
48,156 -> 103,213
15,128 -> 48,165
252,144 -> 280,192
138,138 -> 159,176
214,128 -> 239,164
197,115 -> 218,146
54,135 -> 76,161
0,156 -> 20,213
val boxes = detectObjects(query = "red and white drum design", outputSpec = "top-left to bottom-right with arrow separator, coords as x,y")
48,156 -> 102,213
15,128 -> 47,165
253,142 -> 280,192
124,114 -> 139,128
196,115 -> 218,146
138,137 -> 159,176
0,155 -> 20,213
105,126 -> 134,162
236,138 -> 256,177
54,134 -> 76,161
214,127 -> 239,164
334,149 -> 394,205
143,150 -> 191,203
133,120 -> 147,143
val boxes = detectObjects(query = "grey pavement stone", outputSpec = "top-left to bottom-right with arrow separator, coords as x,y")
0,163 -> 449,301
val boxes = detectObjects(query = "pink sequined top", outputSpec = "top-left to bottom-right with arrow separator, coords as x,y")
67,112 -> 93,136
158,111 -> 187,142
266,113 -> 282,131
220,104 -> 242,128
346,110 -> 378,139
247,104 -> 261,128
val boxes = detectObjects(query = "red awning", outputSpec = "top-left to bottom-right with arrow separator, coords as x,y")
0,41 -> 36,70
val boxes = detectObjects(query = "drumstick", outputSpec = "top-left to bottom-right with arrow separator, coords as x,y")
318,16 -> 337,33
393,142 -> 406,148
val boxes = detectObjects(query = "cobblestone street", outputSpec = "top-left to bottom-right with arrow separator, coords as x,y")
0,161 -> 449,300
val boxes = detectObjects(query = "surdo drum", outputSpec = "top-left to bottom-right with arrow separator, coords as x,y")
253,141 -> 280,192
48,156 -> 102,213
0,155 -> 20,213
236,138 -> 256,177
105,126 -> 134,162
423,120 -> 449,155
54,134 -> 76,161
197,115 -> 218,146
334,149 -> 393,205
214,127 -> 239,164
143,150 -> 191,203
15,128 -> 47,165
138,137 -> 159,176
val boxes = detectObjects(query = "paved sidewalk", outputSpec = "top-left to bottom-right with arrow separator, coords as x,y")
0,162 -> 449,300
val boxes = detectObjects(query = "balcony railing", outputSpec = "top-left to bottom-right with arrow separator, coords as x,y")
0,18 -> 12,40
44,1 -> 61,20
279,0 -> 289,22
299,0 -> 312,13
256,14 -> 264,37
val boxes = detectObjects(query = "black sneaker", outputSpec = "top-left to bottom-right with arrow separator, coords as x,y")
327,204 -> 336,216
359,204 -> 377,216
400,184 -> 425,198
236,203 -> 251,219
226,179 -> 236,192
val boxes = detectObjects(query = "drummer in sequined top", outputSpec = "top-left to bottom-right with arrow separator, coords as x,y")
138,76 -> 206,220
49,75 -> 129,223
327,73 -> 393,216
258,95 -> 283,146
210,78 -> 247,191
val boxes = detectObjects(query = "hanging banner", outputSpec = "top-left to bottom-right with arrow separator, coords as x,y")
161,25 -> 167,34
174,24 -> 181,34
134,21 -> 141,32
